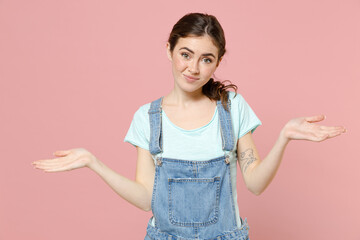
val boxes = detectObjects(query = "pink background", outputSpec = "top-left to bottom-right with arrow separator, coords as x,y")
1,0 -> 359,239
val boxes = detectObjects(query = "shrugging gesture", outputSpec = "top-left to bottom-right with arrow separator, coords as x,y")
30,12 -> 349,239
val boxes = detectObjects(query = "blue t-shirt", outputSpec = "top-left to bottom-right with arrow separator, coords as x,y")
124,91 -> 261,157
124,90 -> 262,227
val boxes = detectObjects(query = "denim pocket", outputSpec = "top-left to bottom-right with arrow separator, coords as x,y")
168,177 -> 220,227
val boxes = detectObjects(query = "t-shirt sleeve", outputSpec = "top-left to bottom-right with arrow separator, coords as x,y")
123,105 -> 150,150
235,93 -> 262,139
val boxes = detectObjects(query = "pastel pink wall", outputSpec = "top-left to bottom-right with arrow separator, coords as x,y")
1,0 -> 359,239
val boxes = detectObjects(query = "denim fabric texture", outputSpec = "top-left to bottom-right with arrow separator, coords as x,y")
145,96 -> 250,240
145,217 -> 250,240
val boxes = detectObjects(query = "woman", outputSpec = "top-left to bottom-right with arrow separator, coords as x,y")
32,13 -> 346,240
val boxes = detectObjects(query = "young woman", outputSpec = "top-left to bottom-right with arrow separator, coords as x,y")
32,13 -> 346,240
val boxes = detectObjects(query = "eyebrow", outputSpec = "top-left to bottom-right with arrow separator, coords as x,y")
179,47 -> 216,58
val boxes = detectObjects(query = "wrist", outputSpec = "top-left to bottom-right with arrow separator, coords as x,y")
279,127 -> 291,145
87,156 -> 101,171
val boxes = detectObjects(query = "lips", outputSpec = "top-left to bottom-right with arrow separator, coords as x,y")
183,74 -> 200,82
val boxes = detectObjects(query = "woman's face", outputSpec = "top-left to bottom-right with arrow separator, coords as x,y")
166,35 -> 222,94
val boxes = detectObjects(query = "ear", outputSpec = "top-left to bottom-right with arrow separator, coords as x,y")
216,56 -> 223,67
166,42 -> 172,62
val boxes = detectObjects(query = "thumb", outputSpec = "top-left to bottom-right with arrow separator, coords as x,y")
53,150 -> 71,156
305,114 -> 326,123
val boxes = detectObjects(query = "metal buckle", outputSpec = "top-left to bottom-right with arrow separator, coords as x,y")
225,155 -> 230,164
156,157 -> 162,166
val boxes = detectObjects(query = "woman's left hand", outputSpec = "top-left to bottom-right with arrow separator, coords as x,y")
281,115 -> 346,142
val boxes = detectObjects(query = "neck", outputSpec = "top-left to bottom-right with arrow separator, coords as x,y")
165,84 -> 206,108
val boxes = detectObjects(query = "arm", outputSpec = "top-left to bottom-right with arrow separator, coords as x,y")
33,146 -> 155,212
237,131 -> 289,195
89,146 -> 155,211
237,114 -> 346,195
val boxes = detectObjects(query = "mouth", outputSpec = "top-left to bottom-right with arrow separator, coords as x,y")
183,74 -> 200,82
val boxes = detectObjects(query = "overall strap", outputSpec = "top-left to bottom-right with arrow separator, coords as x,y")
148,95 -> 235,155
148,96 -> 163,155
217,98 -> 235,151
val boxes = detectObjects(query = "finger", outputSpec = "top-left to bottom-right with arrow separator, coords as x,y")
53,150 -> 72,157
33,158 -> 73,169
318,126 -> 346,135
34,164 -> 63,171
310,127 -> 346,141
32,159 -> 56,166
319,125 -> 345,131
325,128 -> 346,138
43,165 -> 74,172
315,129 -> 346,142
34,161 -> 66,169
316,134 -> 329,142
326,131 -> 343,138
33,159 -> 67,168
35,162 -> 73,172
305,132 -> 329,142
33,157 -> 70,165
305,115 -> 326,123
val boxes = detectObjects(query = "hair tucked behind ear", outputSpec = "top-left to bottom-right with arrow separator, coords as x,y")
168,12 -> 238,111
202,78 -> 237,111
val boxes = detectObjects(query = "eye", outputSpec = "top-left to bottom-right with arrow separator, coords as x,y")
203,58 -> 212,64
181,52 -> 190,59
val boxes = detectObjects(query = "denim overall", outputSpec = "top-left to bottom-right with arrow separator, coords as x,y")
145,96 -> 250,240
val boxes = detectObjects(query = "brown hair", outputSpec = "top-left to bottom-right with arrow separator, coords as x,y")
167,12 -> 238,111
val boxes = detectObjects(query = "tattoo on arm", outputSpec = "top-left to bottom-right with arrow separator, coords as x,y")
240,148 -> 257,174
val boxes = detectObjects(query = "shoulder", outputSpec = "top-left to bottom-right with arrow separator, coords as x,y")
228,90 -> 246,106
136,102 -> 152,114
132,96 -> 162,120
133,102 -> 151,120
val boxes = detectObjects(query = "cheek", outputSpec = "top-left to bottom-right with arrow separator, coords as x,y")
201,65 -> 216,77
172,57 -> 187,72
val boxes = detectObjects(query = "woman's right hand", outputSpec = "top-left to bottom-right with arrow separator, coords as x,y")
32,148 -> 98,172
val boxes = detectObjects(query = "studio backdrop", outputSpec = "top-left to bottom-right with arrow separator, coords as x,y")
0,0 -> 359,239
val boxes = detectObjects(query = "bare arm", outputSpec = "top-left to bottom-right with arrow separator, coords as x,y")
238,114 -> 346,195
88,147 -> 155,211
237,131 -> 288,195
33,146 -> 155,211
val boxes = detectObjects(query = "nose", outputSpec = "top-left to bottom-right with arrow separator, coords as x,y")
188,60 -> 199,75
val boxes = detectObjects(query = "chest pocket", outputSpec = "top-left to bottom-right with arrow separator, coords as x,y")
168,177 -> 220,227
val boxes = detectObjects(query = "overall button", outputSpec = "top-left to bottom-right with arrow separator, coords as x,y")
225,155 -> 230,164
156,157 -> 162,166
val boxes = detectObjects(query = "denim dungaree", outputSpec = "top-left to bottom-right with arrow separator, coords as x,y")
145,96 -> 250,240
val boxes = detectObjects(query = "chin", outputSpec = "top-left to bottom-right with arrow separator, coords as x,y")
181,83 -> 205,94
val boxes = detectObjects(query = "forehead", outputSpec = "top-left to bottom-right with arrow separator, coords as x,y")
175,35 -> 219,57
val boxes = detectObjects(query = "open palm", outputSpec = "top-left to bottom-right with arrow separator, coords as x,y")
32,148 -> 96,172
282,115 -> 346,142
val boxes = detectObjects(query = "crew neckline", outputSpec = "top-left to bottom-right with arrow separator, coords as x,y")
162,106 -> 218,132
